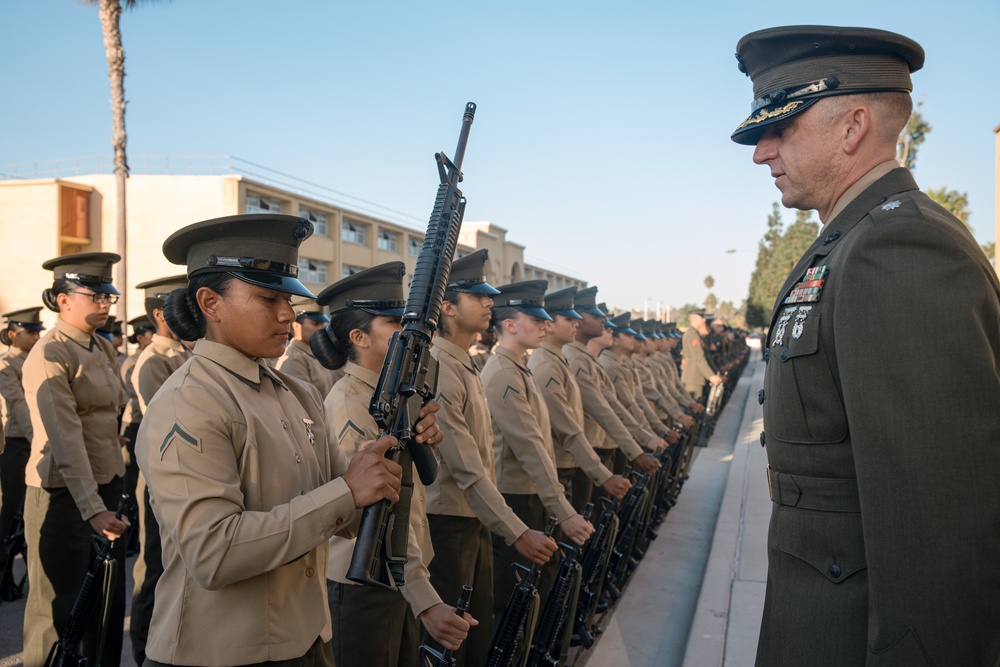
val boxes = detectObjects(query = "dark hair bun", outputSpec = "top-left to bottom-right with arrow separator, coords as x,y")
163,287 -> 206,342
0,328 -> 12,347
42,288 -> 61,313
310,328 -> 347,370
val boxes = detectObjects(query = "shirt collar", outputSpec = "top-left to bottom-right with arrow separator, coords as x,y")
433,337 -> 477,374
194,339 -> 288,392
824,160 -> 900,231
496,345 -> 530,372
291,339 -> 315,357
541,341 -> 568,363
55,318 -> 96,350
152,333 -> 188,354
343,360 -> 380,390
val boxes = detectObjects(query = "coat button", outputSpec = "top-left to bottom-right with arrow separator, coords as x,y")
780,348 -> 789,361
281,420 -> 288,429
295,454 -> 301,463
336,517 -> 344,526
759,431 -> 766,447
757,389 -> 765,405
763,349 -> 770,363
829,564 -> 842,578
305,567 -> 314,578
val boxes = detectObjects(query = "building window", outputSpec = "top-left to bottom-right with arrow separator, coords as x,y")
408,237 -> 422,257
246,193 -> 283,214
300,207 -> 328,236
298,258 -> 327,284
377,229 -> 398,252
342,264 -> 366,279
342,219 -> 366,245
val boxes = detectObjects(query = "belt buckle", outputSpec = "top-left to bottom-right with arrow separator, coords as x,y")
766,465 -> 775,502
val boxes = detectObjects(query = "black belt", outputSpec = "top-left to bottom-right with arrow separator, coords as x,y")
766,466 -> 860,513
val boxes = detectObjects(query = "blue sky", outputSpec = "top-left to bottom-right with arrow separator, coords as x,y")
2,0 -> 997,312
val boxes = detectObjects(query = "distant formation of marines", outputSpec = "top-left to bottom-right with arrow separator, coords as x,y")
0,227 -> 750,666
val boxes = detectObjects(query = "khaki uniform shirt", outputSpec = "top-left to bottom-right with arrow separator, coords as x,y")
600,349 -> 662,440
277,339 -> 334,401
528,342 -> 613,485
427,338 -> 527,545
136,339 -> 357,665
622,355 -> 668,432
0,347 -> 31,440
120,353 -> 141,427
635,354 -> 683,421
564,342 -> 647,458
133,334 -> 194,415
324,361 -> 441,617
481,347 -> 575,523
23,319 -> 125,520
652,351 -> 695,408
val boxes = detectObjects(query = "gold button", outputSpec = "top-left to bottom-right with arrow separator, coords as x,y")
282,420 -> 288,429
336,517 -> 344,526
295,454 -> 302,463
305,568 -> 314,578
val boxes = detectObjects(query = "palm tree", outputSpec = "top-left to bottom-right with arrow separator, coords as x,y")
84,0 -> 144,321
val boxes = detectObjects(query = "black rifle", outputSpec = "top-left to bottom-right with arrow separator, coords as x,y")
572,499 -> 618,648
420,585 -> 473,667
347,102 -> 477,591
43,494 -> 128,667
604,472 -> 648,602
527,507 -> 587,667
486,516 -> 557,667
0,501 -> 28,601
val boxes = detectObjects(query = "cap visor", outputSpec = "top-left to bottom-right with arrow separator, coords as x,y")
303,313 -> 331,323
22,324 -> 46,332
518,306 -> 553,321
549,309 -> 582,320
460,282 -> 502,296
75,281 -> 120,295
581,307 -> 607,318
603,320 -> 616,330
731,98 -> 819,145
363,307 -> 406,318
231,271 -> 316,299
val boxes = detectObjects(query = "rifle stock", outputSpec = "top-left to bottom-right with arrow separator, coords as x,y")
348,103 -> 477,591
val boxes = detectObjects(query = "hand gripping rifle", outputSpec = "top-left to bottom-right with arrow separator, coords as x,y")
420,585 -> 473,667
0,502 -> 28,601
527,509 -> 587,667
43,494 -> 128,667
347,102 -> 477,590
486,516 -> 557,667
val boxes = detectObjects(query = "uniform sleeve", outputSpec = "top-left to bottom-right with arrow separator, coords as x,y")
400,480 -> 444,617
639,364 -> 684,420
31,347 -> 105,519
485,369 -> 575,522
135,354 -> 179,415
534,360 -> 612,486
570,360 -> 645,460
836,216 -> 1000,659
137,385 -> 358,590
0,359 -> 31,441
435,368 -> 528,545
632,377 -> 668,435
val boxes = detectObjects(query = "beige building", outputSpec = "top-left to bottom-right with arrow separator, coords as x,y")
0,160 -> 585,330
995,123 -> 999,275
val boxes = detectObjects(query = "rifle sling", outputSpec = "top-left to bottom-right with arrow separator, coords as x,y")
94,547 -> 117,667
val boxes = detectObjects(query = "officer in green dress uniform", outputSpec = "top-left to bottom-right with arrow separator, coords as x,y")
22,252 -> 130,666
732,26 -> 1000,665
681,309 -> 722,399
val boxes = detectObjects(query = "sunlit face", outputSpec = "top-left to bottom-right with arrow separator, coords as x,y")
455,292 -> 494,335
502,311 -> 548,350
294,317 -> 326,342
58,288 -> 113,332
546,314 -> 580,347
205,280 -> 295,359
752,101 -> 844,214
579,311 -> 605,339
362,316 -> 403,365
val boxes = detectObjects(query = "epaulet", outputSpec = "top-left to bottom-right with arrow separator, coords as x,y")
869,192 -> 916,223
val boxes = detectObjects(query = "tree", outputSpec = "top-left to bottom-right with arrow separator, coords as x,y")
745,206 -> 820,329
704,293 -> 718,313
981,241 -> 995,263
897,102 -> 930,171
926,187 -> 971,231
85,0 -> 146,323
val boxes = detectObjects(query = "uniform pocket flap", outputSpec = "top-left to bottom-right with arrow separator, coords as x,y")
774,506 -> 867,584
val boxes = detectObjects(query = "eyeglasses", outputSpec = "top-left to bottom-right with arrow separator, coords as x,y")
69,290 -> 120,305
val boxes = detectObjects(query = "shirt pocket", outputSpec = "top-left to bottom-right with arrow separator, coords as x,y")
765,309 -> 848,444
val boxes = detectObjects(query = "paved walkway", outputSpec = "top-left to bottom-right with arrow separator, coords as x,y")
581,359 -> 770,667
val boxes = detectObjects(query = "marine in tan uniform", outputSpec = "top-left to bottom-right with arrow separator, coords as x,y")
0,307 -> 44,577
528,287 -> 630,513
681,310 -> 722,399
136,214 -> 409,666
276,298 -> 336,400
632,319 -> 692,428
650,321 -> 704,417
426,250 -> 557,666
96,315 -> 127,367
482,280 -> 595,617
468,327 -> 496,374
22,253 -> 130,666
128,275 -> 192,666
311,261 -> 470,667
